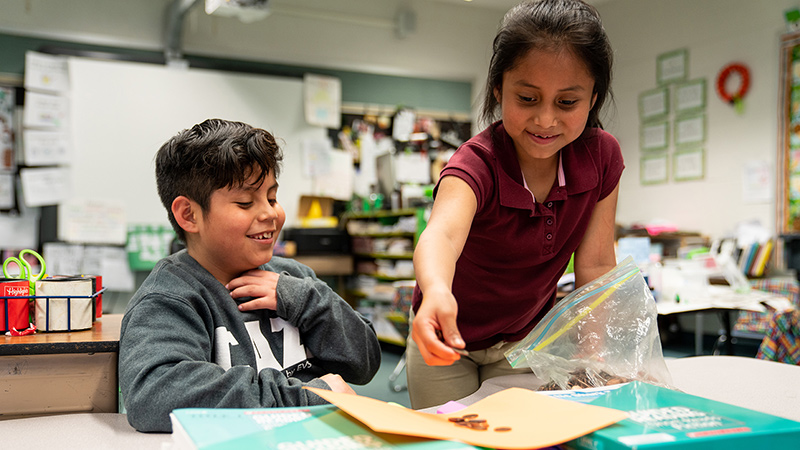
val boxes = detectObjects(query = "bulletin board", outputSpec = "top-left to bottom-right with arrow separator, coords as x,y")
777,31 -> 800,234
68,57 -> 327,230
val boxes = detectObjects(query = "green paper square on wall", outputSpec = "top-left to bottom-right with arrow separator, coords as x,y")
127,224 -> 176,271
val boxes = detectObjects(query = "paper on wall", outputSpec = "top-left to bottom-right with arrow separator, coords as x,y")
312,148 -> 353,200
24,51 -> 70,93
0,209 -> 38,249
742,159 -> 772,204
58,198 -> 127,245
395,152 -> 431,184
82,245 -> 135,292
0,172 -> 14,209
303,73 -> 341,129
19,166 -> 70,207
23,129 -> 72,166
302,138 -> 331,177
43,242 -> 135,292
22,91 -> 69,129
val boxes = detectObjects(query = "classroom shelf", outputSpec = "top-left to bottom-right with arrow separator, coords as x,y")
343,208 -> 426,347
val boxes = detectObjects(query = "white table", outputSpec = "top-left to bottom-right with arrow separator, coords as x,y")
656,285 -> 792,355
0,413 -> 170,449
2,356 -> 798,448
667,355 -> 800,422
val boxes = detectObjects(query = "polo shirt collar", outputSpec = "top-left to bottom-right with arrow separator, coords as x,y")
493,123 -> 600,212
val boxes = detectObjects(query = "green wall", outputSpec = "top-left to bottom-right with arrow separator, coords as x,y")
0,33 -> 473,114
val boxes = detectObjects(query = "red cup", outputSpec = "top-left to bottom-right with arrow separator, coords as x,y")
0,278 -> 31,332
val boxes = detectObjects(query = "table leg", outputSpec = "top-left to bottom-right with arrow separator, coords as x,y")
695,313 -> 704,355
722,310 -> 733,355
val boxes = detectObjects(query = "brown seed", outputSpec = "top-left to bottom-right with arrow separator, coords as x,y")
494,427 -> 512,432
455,421 -> 471,427
467,419 -> 487,424
470,423 -> 489,430
461,413 -> 478,419
448,417 -> 465,422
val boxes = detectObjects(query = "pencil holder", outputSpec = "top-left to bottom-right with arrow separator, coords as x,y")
34,278 -> 94,331
0,278 -> 31,333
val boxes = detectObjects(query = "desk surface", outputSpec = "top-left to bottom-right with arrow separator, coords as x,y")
656,285 -> 792,315
2,356 -> 798,448
0,314 -> 122,355
1,413 -> 169,449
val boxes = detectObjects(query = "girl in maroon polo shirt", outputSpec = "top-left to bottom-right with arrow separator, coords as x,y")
408,0 -> 624,409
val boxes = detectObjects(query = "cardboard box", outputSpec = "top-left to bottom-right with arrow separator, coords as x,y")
564,381 -> 800,450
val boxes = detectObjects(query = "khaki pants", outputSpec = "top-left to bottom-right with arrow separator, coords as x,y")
405,333 -> 531,410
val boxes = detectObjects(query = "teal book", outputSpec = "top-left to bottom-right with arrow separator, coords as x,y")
564,381 -> 800,450
170,404 -> 481,450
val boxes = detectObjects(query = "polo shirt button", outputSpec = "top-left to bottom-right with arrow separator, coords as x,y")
546,233 -> 553,240
546,218 -> 553,226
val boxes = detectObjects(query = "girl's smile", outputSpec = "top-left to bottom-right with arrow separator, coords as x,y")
496,47 -> 597,165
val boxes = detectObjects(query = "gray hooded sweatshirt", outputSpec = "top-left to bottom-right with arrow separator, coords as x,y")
119,250 -> 381,432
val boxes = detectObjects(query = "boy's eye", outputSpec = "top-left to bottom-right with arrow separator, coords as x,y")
268,199 -> 278,206
236,202 -> 253,208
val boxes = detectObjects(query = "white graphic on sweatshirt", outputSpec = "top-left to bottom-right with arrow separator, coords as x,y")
214,319 -> 307,373
214,327 -> 239,371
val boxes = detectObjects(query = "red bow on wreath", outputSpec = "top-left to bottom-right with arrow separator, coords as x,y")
716,63 -> 750,113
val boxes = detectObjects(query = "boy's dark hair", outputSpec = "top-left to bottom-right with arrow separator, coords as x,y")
480,0 -> 613,129
155,118 -> 283,242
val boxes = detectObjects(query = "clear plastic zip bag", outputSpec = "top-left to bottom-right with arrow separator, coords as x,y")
505,256 -> 674,391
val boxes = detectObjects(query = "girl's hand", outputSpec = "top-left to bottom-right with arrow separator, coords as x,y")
227,269 -> 280,311
320,373 -> 356,394
410,290 -> 466,365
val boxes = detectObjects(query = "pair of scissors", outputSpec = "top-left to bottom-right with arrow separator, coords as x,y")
2,249 -> 47,295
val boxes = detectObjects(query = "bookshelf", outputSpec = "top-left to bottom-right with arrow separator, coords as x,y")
343,208 -> 427,347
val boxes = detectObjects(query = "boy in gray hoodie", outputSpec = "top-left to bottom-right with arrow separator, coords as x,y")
119,119 -> 381,432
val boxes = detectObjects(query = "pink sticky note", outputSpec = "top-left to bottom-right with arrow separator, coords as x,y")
436,401 -> 467,414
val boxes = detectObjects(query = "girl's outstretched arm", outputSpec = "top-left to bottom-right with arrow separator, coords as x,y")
411,175 -> 477,365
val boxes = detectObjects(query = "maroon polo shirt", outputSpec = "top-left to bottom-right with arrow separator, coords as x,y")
413,122 -> 624,351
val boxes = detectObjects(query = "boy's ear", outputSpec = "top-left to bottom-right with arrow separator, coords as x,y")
172,195 -> 199,234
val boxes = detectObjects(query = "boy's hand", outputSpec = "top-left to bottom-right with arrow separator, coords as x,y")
227,269 -> 281,311
320,374 -> 356,395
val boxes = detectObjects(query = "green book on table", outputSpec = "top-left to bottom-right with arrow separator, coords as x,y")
170,404 -> 481,450
564,381 -> 800,450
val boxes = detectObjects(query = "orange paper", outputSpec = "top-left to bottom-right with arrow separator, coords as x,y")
306,387 -> 628,449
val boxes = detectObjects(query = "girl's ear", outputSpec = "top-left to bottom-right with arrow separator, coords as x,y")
172,196 -> 199,234
590,92 -> 598,109
494,86 -> 502,104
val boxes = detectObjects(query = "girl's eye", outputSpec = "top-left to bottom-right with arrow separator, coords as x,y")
518,95 -> 535,103
560,99 -> 577,106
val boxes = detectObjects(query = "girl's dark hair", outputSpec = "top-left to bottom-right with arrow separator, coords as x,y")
155,118 -> 283,242
480,0 -> 613,129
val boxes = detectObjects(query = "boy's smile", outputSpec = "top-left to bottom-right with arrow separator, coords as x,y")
188,169 -> 285,285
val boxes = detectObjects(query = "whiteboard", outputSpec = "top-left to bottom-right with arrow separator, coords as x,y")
68,57 -> 327,231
